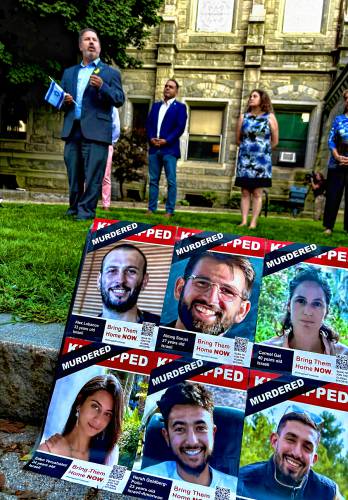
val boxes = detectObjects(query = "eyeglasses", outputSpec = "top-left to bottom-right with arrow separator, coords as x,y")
282,404 -> 323,427
187,275 -> 246,302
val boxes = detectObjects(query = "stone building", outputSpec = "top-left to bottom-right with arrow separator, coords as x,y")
1,0 -> 348,205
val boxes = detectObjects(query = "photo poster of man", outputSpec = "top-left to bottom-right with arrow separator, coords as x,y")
156,226 -> 265,367
125,354 -> 249,500
64,220 -> 177,352
24,335 -> 184,493
237,369 -> 348,500
252,239 -> 348,384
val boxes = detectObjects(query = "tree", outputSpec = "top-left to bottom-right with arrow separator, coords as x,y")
239,413 -> 273,467
0,0 -> 163,101
319,410 -> 344,462
112,128 -> 148,199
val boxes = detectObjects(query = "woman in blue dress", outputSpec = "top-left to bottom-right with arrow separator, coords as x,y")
235,89 -> 278,229
323,89 -> 348,235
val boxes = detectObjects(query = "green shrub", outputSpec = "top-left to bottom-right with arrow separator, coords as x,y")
202,191 -> 218,207
178,199 -> 190,206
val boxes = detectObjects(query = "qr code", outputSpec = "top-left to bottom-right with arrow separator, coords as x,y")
139,322 -> 156,349
336,354 -> 348,371
234,337 -> 248,353
108,465 -> 127,481
215,486 -> 231,500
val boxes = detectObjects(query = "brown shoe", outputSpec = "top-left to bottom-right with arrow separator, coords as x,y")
145,209 -> 154,215
323,228 -> 332,235
164,212 -> 174,218
102,207 -> 110,211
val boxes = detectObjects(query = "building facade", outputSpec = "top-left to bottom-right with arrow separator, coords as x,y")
1,0 -> 348,205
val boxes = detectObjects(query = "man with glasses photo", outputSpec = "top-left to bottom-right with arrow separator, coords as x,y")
163,251 -> 255,336
237,408 -> 343,500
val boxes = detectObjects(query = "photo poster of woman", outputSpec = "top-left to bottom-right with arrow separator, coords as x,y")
126,354 -> 249,500
252,239 -> 348,384
156,225 -> 265,367
237,369 -> 348,500
24,335 -> 181,493
65,219 -> 177,351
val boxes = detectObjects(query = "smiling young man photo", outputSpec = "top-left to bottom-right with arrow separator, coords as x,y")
97,243 -> 160,323
141,381 -> 237,490
237,411 -> 343,500
165,251 -> 255,336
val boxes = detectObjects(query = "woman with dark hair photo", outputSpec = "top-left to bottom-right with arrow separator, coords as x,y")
39,374 -> 124,465
235,89 -> 278,229
263,266 -> 348,356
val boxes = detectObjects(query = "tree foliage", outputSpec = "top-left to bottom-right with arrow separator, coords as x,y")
0,0 -> 163,101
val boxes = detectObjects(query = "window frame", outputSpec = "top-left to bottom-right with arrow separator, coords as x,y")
279,0 -> 330,35
123,97 -> 151,133
182,99 -> 231,165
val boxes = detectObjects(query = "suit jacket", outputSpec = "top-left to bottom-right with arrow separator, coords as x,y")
60,60 -> 125,144
146,100 -> 187,158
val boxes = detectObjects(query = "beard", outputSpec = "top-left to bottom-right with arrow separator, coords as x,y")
100,281 -> 143,313
273,452 -> 307,487
178,295 -> 228,336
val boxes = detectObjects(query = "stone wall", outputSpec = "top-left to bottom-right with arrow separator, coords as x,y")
1,0 -> 348,205
0,106 -> 67,192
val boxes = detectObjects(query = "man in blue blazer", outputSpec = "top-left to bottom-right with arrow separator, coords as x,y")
61,28 -> 125,220
146,80 -> 187,217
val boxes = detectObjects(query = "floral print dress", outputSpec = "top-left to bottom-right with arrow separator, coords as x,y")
235,112 -> 272,188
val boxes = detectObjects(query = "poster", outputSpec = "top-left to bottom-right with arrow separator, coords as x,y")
237,369 -> 348,500
66,220 -> 176,350
26,337 -> 248,499
24,222 -> 348,499
156,227 -> 265,367
253,240 -> 348,384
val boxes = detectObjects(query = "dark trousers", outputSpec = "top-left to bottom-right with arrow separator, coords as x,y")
323,167 -> 348,231
64,121 -> 108,218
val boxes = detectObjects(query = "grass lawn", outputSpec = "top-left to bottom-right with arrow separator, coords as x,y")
0,202 -> 347,323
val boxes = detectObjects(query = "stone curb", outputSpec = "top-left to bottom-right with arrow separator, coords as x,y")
0,315 -> 136,498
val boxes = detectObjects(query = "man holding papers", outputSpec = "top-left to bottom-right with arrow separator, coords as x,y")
60,28 -> 124,220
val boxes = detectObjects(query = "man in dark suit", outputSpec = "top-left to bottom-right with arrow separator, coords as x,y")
146,80 -> 187,217
61,28 -> 125,220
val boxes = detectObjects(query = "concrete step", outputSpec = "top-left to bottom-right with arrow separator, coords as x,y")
0,314 -> 64,424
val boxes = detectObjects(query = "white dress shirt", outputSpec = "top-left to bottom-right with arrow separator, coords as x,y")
157,97 -> 176,138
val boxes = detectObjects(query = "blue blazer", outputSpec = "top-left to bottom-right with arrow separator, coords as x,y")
146,100 -> 187,158
60,61 -> 125,144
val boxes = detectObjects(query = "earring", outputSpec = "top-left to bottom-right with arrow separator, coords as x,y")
283,324 -> 293,337
76,408 -> 80,420
320,328 -> 328,338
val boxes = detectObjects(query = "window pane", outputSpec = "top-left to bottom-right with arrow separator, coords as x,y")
190,109 -> 223,135
187,134 -> 220,162
132,102 -> 149,134
196,0 -> 234,32
283,0 -> 324,33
